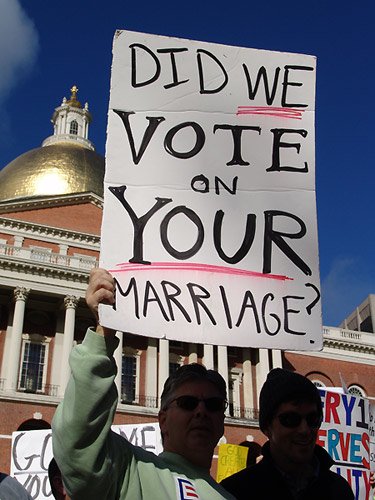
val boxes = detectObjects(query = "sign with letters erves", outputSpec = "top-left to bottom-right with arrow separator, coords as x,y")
100,29 -> 322,350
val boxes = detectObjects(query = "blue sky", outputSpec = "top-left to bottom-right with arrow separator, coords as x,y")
0,0 -> 373,327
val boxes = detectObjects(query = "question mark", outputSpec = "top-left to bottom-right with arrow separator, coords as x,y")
305,283 -> 321,315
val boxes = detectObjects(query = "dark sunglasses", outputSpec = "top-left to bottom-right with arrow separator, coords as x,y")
168,395 -> 228,412
276,411 -> 322,429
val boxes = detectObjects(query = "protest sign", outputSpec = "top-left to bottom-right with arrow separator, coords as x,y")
318,389 -> 371,500
216,443 -> 249,482
10,429 -> 53,500
369,403 -> 375,472
11,422 -> 161,499
100,29 -> 321,350
112,421 -> 162,455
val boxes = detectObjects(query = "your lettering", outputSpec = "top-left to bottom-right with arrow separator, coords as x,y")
109,185 -> 311,276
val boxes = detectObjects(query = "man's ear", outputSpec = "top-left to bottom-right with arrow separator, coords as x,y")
263,425 -> 271,440
158,410 -> 167,433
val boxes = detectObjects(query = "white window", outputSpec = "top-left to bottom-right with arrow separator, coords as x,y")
229,369 -> 243,418
121,356 -> 137,403
312,380 -> 326,388
19,336 -> 49,393
69,120 -> 78,135
120,347 -> 140,404
348,385 -> 366,398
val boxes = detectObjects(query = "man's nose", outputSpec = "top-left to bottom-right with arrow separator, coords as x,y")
193,400 -> 209,415
297,418 -> 312,433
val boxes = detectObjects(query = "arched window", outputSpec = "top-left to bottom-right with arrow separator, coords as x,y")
348,385 -> 366,398
69,120 -> 78,135
312,380 -> 326,388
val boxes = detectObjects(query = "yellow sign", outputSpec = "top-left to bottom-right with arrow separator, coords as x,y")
216,443 -> 249,482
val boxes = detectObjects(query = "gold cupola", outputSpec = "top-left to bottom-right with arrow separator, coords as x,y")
0,86 -> 105,201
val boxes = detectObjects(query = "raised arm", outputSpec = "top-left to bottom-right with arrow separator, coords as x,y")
52,268 -> 130,499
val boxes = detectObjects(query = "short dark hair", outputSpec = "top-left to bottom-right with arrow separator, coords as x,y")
259,368 -> 323,432
48,458 -> 62,499
160,363 -> 227,410
239,441 -> 262,467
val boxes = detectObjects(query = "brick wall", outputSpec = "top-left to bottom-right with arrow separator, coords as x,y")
4,203 -> 102,235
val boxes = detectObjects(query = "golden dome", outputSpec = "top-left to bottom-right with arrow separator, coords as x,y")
0,143 -> 104,201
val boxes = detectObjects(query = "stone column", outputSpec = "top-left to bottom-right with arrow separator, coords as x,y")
217,345 -> 229,391
242,348 -> 254,416
188,343 -> 198,364
59,295 -> 79,396
114,331 -> 123,399
146,338 -> 158,407
217,345 -> 229,415
256,349 -> 270,407
203,344 -> 214,369
272,349 -> 283,369
158,339 -> 169,403
13,235 -> 24,247
4,287 -> 30,392
58,244 -> 68,255
356,307 -> 361,331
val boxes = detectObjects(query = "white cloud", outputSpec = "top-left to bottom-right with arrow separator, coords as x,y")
0,0 -> 39,104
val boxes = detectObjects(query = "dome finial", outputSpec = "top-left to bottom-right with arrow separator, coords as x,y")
66,85 -> 81,108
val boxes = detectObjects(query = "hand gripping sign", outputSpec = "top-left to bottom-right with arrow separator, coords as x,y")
100,30 -> 321,350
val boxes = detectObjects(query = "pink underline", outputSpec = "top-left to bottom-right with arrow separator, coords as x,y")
237,106 -> 305,120
109,262 -> 293,281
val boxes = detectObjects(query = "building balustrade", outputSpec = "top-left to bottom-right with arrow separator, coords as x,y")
18,383 -> 59,397
0,243 -> 98,271
121,394 -> 159,408
0,379 -> 59,397
231,405 -> 259,421
120,393 -> 259,421
323,325 -> 374,346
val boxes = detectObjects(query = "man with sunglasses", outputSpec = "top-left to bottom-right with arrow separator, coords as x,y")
52,268 -> 235,499
221,368 -> 354,499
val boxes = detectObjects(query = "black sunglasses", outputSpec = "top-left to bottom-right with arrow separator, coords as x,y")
276,411 -> 322,429
168,395 -> 228,412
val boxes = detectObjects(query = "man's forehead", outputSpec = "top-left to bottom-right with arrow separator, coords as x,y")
173,379 -> 222,396
277,399 -> 318,413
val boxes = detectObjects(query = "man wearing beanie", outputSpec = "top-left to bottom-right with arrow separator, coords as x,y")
221,368 -> 354,499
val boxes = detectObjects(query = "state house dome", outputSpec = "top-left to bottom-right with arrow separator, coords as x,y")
0,86 -> 105,202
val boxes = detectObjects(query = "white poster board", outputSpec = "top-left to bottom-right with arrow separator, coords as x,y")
369,403 -> 375,473
100,30 -> 321,350
318,390 -> 371,499
10,423 -> 161,499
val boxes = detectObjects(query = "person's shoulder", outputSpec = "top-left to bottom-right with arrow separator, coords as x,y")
322,470 -> 354,499
0,474 -> 32,499
221,462 -> 265,488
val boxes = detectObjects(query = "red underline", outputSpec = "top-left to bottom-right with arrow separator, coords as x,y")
109,262 -> 293,281
236,106 -> 305,120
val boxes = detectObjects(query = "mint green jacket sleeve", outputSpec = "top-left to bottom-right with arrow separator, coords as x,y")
52,329 -> 129,499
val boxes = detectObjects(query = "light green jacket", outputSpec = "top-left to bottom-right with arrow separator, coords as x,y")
52,329 -> 235,499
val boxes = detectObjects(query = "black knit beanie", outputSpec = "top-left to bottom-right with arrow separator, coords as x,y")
259,368 -> 323,432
